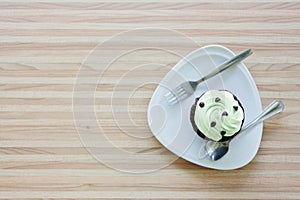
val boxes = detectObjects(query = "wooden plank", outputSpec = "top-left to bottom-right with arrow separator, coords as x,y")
0,1 -> 299,199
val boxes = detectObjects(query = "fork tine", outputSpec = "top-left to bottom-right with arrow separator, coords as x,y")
165,92 -> 176,105
175,87 -> 186,97
165,84 -> 190,105
164,91 -> 174,100
168,96 -> 178,105
176,86 -> 184,92
168,92 -> 184,105
175,88 -> 184,96
168,89 -> 182,103
164,91 -> 171,98
165,87 -> 179,99
169,90 -> 191,105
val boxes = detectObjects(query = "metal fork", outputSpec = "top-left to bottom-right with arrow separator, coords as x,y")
165,49 -> 253,105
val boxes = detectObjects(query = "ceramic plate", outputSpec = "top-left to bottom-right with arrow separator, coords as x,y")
147,45 -> 262,170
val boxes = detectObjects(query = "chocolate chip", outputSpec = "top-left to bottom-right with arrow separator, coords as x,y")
222,111 -> 228,116
215,97 -> 221,102
233,106 -> 238,111
210,121 -> 216,127
220,130 -> 226,136
199,102 -> 205,108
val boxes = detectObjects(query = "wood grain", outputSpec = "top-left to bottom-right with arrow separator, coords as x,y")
0,0 -> 300,199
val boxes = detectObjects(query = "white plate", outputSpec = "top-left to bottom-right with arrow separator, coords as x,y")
147,45 -> 262,170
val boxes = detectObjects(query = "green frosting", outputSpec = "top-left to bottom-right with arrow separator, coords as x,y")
194,90 -> 244,141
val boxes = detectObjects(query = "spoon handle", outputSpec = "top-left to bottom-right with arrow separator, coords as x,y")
242,100 -> 285,132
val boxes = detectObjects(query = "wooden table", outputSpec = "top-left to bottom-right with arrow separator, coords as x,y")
0,0 -> 299,199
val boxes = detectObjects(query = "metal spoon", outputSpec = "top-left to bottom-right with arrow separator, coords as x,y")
205,100 -> 285,161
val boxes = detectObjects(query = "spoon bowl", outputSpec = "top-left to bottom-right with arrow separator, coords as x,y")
205,100 -> 285,161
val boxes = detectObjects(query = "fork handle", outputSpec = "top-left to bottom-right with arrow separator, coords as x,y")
196,49 -> 253,84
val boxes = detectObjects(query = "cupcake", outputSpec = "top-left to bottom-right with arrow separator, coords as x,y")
190,90 -> 245,142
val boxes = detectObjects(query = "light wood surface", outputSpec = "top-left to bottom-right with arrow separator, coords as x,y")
1,0 -> 300,199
